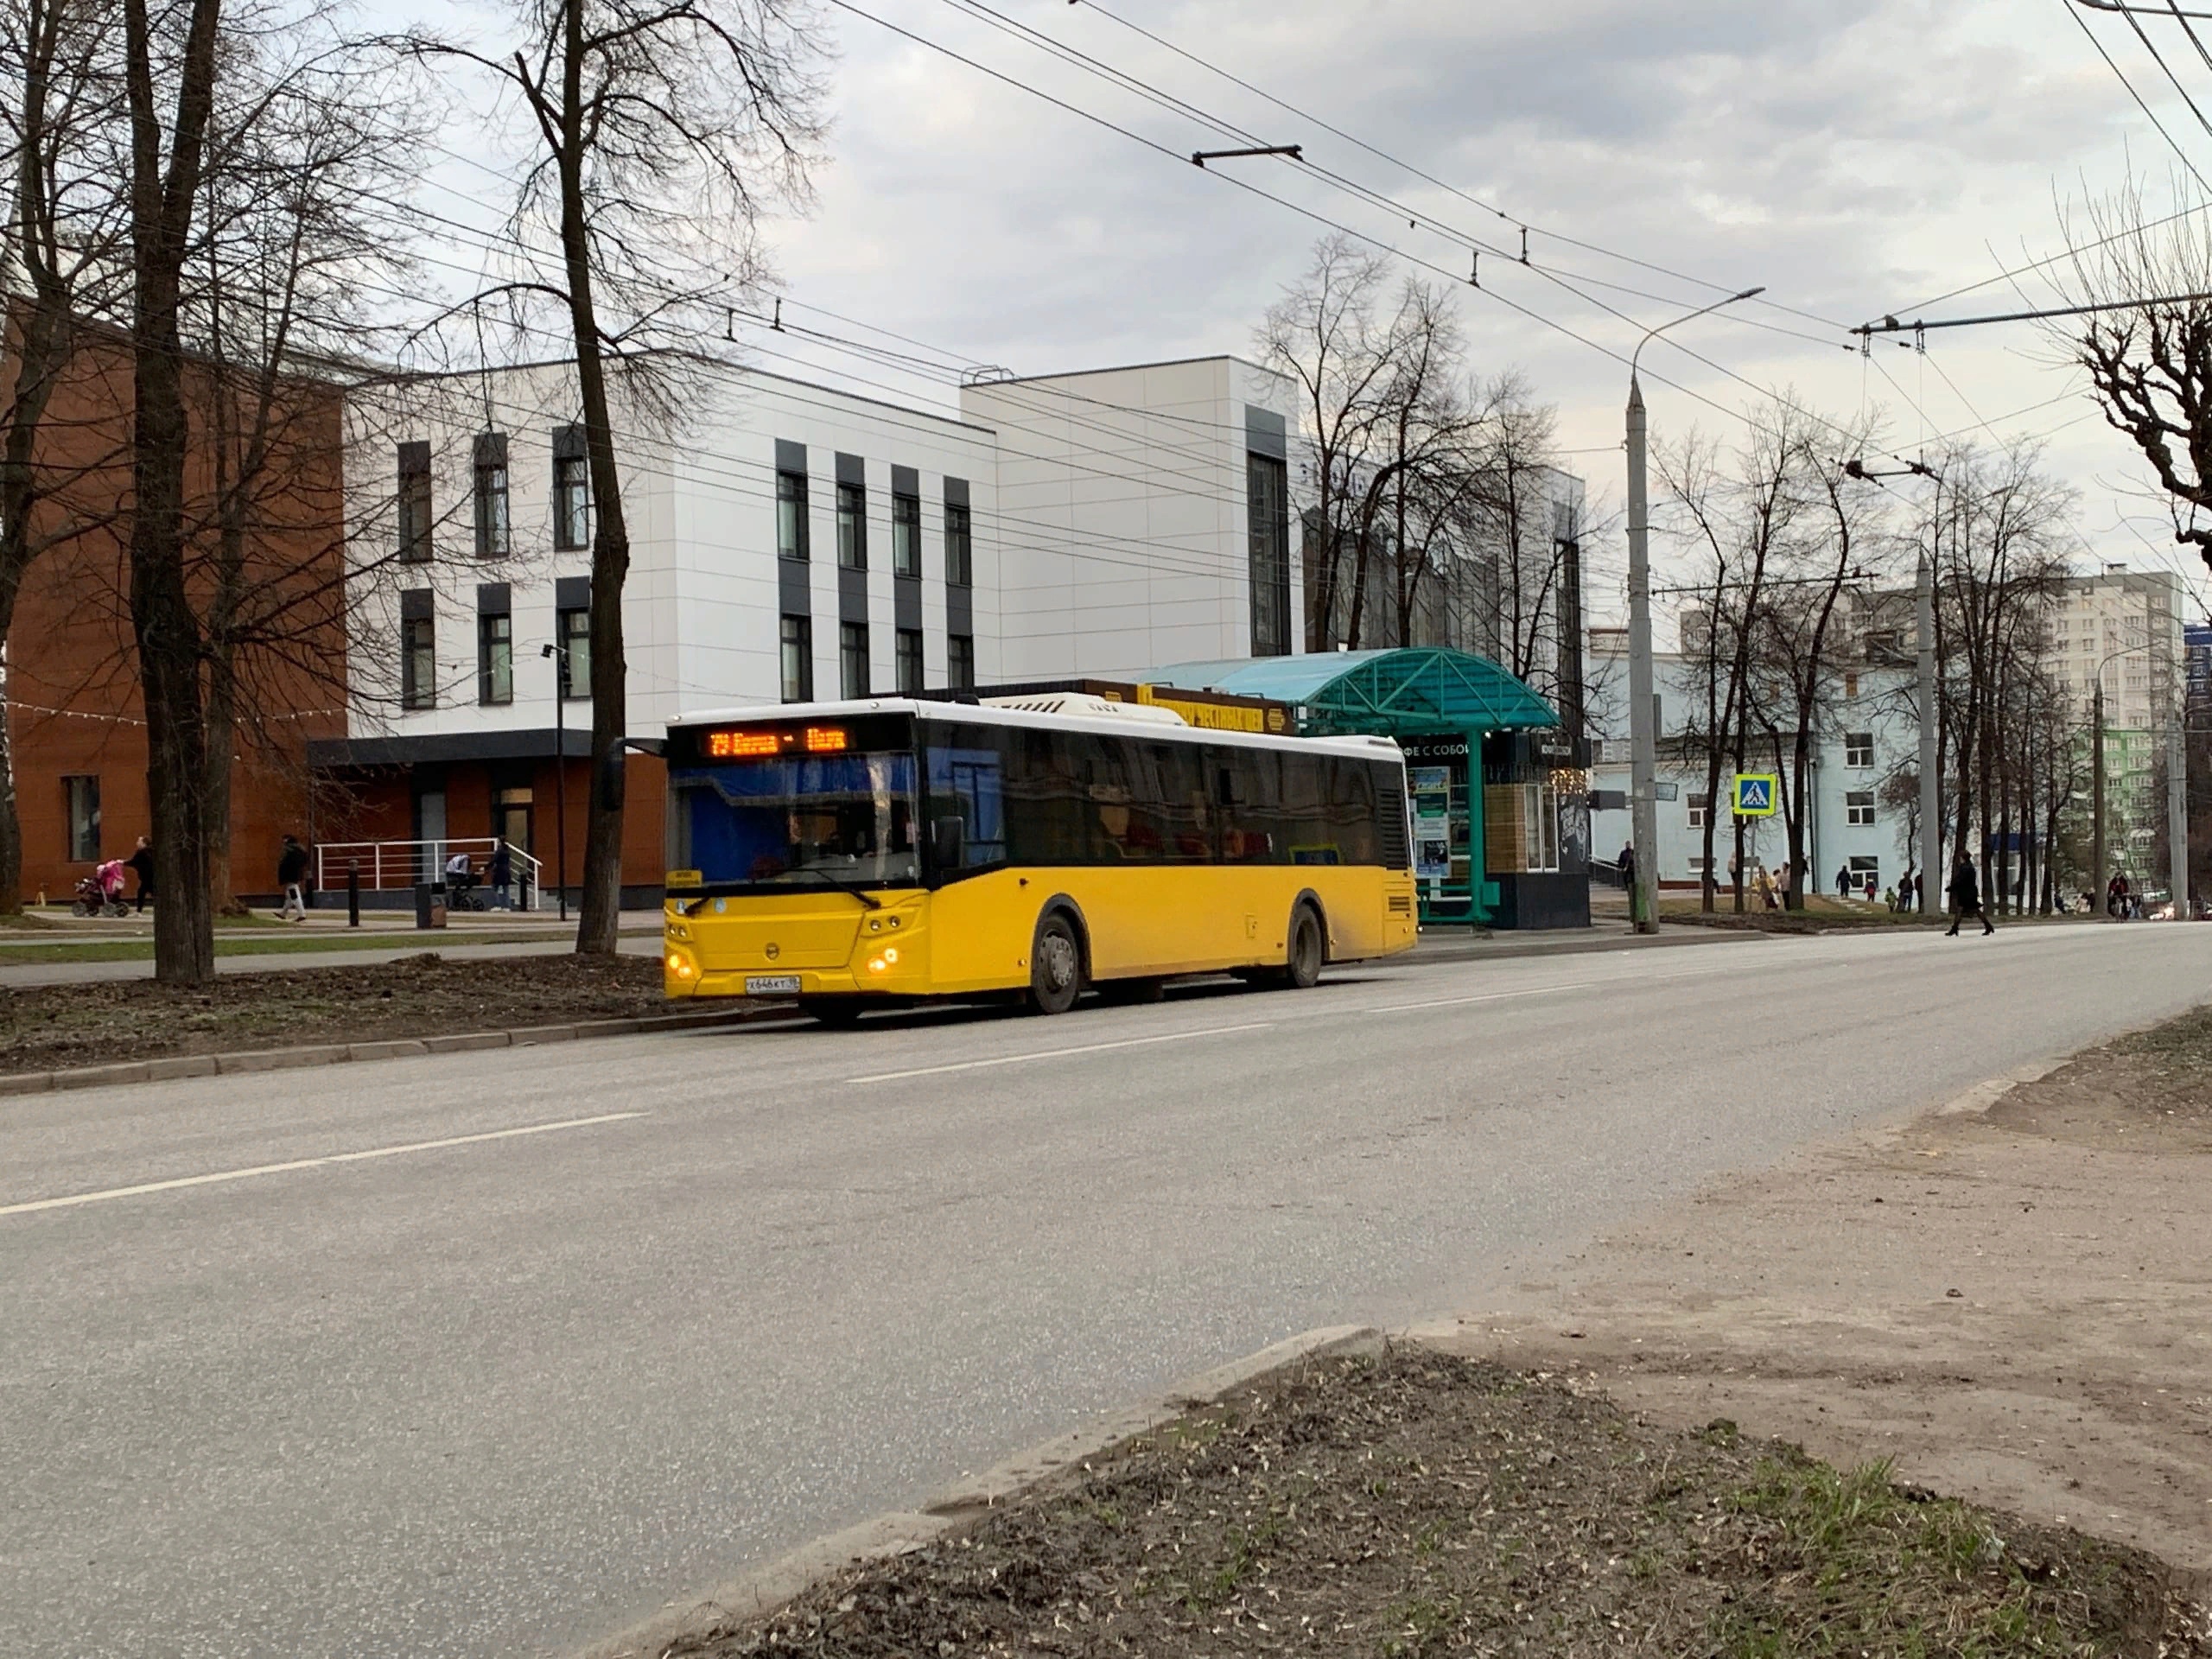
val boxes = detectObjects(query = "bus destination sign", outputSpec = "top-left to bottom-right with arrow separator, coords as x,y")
703,725 -> 849,759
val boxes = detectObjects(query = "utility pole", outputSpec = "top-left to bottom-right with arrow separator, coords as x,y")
2169,710 -> 2190,918
1626,377 -> 1658,934
1624,285 -> 1764,936
543,641 -> 570,923
2092,681 -> 2107,918
1916,551 -> 1941,916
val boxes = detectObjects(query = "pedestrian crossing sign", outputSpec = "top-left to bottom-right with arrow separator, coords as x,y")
1733,773 -> 1778,817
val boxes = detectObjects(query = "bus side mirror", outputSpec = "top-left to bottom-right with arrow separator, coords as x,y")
931,815 -> 966,868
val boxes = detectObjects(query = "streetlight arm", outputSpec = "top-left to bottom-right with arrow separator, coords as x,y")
1631,286 -> 1767,380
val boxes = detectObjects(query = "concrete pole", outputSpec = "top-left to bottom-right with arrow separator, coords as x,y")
1626,374 -> 1659,934
2092,681 -> 2106,918
2169,711 -> 2190,918
1916,551 -> 1940,916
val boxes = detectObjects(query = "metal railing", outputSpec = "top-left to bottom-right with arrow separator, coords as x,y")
314,838 -> 547,909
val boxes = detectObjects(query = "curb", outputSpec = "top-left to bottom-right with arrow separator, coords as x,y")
0,1005 -> 791,1099
577,1324 -> 1385,1659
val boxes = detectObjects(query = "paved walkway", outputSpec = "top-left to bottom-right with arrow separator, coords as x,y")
0,927 -> 664,988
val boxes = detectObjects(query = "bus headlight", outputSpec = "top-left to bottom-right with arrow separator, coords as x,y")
665,950 -> 697,980
868,956 -> 887,974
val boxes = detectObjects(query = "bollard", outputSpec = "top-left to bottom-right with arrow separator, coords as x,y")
415,880 -> 446,930
347,860 -> 360,929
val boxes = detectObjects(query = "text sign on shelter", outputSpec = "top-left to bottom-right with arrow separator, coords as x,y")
1733,773 -> 1779,817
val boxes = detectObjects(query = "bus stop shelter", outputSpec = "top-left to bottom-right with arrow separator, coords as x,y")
1149,648 -> 1586,928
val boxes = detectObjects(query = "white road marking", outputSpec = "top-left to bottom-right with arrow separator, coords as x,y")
848,1021 -> 1275,1084
1360,984 -> 1582,1014
0,1112 -> 648,1219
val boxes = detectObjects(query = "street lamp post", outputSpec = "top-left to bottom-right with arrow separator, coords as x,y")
542,641 -> 569,924
1626,286 -> 1764,934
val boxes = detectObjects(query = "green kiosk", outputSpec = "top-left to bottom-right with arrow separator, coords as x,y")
1151,648 -> 1586,929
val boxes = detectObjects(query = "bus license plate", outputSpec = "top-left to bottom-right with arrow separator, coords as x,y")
746,975 -> 801,995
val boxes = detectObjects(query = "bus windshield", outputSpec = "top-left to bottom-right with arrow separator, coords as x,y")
670,751 -> 918,890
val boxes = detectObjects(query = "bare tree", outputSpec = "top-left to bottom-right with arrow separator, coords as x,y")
2061,179 -> 2212,571
1257,236 -> 1395,653
0,0 -> 128,914
417,0 -> 824,954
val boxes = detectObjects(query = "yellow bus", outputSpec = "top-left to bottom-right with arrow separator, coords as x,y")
660,696 -> 1418,1022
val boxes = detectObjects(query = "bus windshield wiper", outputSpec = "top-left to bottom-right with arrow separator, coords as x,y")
778,867 -> 884,909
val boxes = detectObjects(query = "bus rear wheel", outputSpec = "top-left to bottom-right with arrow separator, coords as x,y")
1284,904 -> 1325,989
1027,911 -> 1084,1015
1242,904 -> 1324,991
799,995 -> 865,1027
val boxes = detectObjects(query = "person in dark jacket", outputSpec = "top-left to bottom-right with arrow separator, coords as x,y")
490,842 -> 513,910
1945,854 -> 1993,937
276,836 -> 311,922
124,836 -> 155,915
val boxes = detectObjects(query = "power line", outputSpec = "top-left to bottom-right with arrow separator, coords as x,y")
2062,0 -> 2212,192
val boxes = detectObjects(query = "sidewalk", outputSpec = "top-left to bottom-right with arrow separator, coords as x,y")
0,929 -> 661,988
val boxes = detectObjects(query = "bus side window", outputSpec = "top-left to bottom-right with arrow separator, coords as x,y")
926,736 -> 1008,869
1217,747 -> 1278,863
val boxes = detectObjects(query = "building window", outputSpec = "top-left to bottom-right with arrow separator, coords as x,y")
944,499 -> 972,587
553,427 -> 590,550
402,614 -> 435,710
1842,671 -> 1859,699
1688,791 -> 1709,828
1246,452 -> 1291,656
893,488 -> 921,578
63,774 -> 99,861
556,605 -> 590,699
947,632 -> 975,691
777,469 -> 810,562
780,615 -> 813,702
397,442 -> 432,563
1844,731 -> 1873,768
836,481 -> 866,570
840,621 -> 869,698
478,612 -> 513,705
896,626 -> 924,694
473,434 -> 509,558
1846,789 -> 1875,826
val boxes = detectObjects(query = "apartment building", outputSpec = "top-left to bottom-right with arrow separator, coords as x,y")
316,353 -> 1302,899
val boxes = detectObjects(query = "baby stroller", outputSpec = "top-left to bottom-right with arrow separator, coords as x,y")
72,863 -> 131,918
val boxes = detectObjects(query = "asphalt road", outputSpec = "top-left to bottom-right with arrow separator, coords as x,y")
6,921 -> 2205,1658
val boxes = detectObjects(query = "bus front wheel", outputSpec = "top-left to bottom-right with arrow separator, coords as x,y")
1027,911 -> 1084,1015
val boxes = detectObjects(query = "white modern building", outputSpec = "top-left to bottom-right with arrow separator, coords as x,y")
315,350 -> 1302,896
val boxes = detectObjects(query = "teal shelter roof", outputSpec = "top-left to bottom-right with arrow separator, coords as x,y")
1151,647 -> 1558,735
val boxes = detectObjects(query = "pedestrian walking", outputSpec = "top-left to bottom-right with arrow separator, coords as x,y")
1835,862 -> 1852,899
124,836 -> 155,915
276,835 -> 310,922
491,842 -> 513,910
1944,854 -> 1993,937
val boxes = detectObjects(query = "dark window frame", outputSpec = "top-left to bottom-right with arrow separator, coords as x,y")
553,426 -> 590,552
779,613 -> 813,702
473,434 -> 510,559
836,481 -> 867,571
397,442 -> 433,564
402,614 -> 436,710
946,632 -> 976,691
62,773 -> 99,861
840,620 -> 870,698
478,611 -> 514,705
892,489 -> 922,578
895,626 -> 925,694
777,469 -> 810,563
944,499 -> 972,588
556,606 -> 591,699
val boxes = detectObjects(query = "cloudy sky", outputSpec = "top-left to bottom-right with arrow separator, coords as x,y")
417,0 -> 2212,622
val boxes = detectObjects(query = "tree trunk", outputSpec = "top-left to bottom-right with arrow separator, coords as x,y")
124,0 -> 223,986
556,0 -> 631,957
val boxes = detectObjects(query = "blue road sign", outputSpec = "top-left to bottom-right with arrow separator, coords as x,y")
1733,773 -> 1779,817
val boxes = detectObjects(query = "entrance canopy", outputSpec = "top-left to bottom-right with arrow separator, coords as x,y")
1151,647 -> 1558,736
